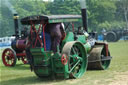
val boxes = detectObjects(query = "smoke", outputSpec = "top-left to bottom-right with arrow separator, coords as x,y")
4,0 -> 17,14
0,0 -> 1,8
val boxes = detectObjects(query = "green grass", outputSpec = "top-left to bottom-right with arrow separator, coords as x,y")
0,41 -> 128,85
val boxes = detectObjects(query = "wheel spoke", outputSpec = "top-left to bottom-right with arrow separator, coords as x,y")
72,62 -> 82,75
69,60 -> 81,73
77,50 -> 80,55
72,48 -> 76,54
74,46 -> 79,55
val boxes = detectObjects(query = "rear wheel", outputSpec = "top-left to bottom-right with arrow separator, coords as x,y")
62,41 -> 87,78
2,48 -> 17,67
106,31 -> 117,42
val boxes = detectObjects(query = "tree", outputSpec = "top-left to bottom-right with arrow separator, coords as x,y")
120,0 -> 128,29
47,0 -> 81,15
0,0 -> 125,37
0,0 -> 49,37
13,0 -> 49,18
87,0 -> 117,31
0,0 -> 15,37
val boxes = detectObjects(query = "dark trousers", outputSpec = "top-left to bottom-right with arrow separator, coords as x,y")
50,24 -> 62,53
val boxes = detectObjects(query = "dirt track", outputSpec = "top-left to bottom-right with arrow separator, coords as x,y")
109,71 -> 128,85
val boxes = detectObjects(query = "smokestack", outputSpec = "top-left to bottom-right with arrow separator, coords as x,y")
13,14 -> 19,38
80,0 -> 88,32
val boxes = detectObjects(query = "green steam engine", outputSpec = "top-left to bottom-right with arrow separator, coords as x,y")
2,0 -> 112,79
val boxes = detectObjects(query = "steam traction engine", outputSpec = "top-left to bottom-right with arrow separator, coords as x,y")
19,14 -> 111,78
2,14 -> 28,66
105,29 -> 128,42
2,0 -> 112,79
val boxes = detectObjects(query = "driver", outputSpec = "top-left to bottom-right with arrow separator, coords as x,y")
45,23 -> 65,53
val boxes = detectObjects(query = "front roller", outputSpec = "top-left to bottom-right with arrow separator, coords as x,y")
62,41 -> 88,78
87,44 -> 112,70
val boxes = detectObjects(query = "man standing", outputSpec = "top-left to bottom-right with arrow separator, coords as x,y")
45,23 -> 65,53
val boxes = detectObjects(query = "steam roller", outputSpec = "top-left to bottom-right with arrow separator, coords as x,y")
87,42 -> 111,70
19,0 -> 112,79
1,0 -> 112,79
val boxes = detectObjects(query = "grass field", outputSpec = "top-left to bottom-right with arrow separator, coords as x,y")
0,41 -> 128,85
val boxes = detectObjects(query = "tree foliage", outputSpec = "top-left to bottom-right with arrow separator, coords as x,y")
0,0 -> 127,37
47,0 -> 81,15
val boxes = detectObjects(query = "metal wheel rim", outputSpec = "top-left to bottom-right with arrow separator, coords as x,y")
69,43 -> 86,78
101,50 -> 111,70
2,48 -> 16,66
62,41 -> 87,78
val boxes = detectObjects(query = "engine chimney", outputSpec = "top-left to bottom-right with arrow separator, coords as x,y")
80,0 -> 88,32
13,14 -> 19,38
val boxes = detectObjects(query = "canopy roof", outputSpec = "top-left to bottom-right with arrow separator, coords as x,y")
21,15 -> 81,25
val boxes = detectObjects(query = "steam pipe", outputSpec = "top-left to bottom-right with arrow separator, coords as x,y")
80,0 -> 88,32
13,14 -> 19,38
